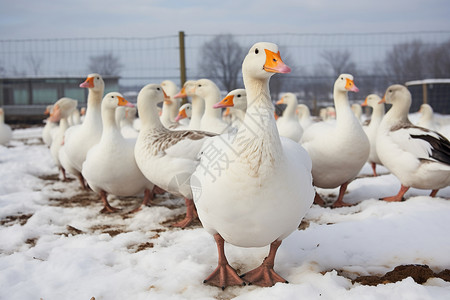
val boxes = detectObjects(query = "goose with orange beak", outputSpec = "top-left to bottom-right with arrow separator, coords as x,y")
49,97 -> 78,181
134,84 -> 216,228
301,73 -> 370,207
376,84 -> 450,201
213,88 -> 247,129
59,73 -> 105,190
193,42 -> 314,289
174,80 -> 205,130
174,103 -> 192,127
275,92 -> 303,142
361,94 -> 385,177
82,92 -> 155,213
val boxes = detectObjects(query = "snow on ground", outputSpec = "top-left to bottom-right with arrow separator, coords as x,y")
1,124 -> 450,300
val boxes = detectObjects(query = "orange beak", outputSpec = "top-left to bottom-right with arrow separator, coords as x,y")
117,96 -> 134,107
263,49 -> 291,74
224,107 -> 231,117
175,108 -> 188,122
379,96 -> 386,104
162,90 -> 172,105
174,87 -> 186,99
361,97 -> 368,107
213,95 -> 235,109
276,98 -> 284,105
80,76 -> 95,88
274,111 -> 279,120
49,104 -> 61,122
345,78 -> 359,92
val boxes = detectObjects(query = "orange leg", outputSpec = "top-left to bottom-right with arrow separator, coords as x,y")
99,190 -> 119,213
77,173 -> 88,191
430,189 -> 439,197
172,198 -> 198,228
203,234 -> 246,290
313,192 -> 325,206
241,240 -> 288,287
131,188 -> 155,213
332,182 -> 353,208
371,162 -> 378,177
382,185 -> 409,202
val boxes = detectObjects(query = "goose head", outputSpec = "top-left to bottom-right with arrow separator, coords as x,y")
242,42 -> 291,80
175,103 -> 192,122
297,104 -> 311,118
174,80 -> 196,99
213,89 -> 247,111
49,98 -> 78,122
102,92 -> 133,111
380,84 -> 411,107
334,74 -> 359,93
276,93 -> 297,107
362,94 -> 382,108
137,84 -> 167,110
80,73 -> 104,92
192,79 -> 220,102
419,103 -> 433,116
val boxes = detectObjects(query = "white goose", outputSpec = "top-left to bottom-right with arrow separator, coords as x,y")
0,108 -> 12,146
116,106 -> 139,139
192,42 -> 314,289
192,79 -> 229,134
59,73 -> 104,189
175,103 -> 192,124
82,92 -> 154,213
377,84 -> 450,201
213,88 -> 247,130
276,92 -> 303,142
49,97 -> 78,181
174,80 -> 205,130
42,105 -> 58,147
297,104 -> 313,130
160,80 -> 180,129
417,103 -> 439,132
301,74 -> 369,207
134,83 -> 215,227
361,94 -> 385,176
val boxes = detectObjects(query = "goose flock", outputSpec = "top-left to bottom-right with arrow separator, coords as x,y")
3,41 -> 449,290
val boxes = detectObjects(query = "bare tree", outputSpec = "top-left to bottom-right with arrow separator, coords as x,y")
25,54 -> 44,76
198,34 -> 246,91
426,39 -> 450,78
321,50 -> 357,78
382,40 -> 428,84
88,52 -> 123,76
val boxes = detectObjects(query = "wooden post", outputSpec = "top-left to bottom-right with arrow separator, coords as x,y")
422,83 -> 428,104
178,31 -> 187,89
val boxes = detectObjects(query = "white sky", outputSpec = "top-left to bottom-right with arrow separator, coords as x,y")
1,0 -> 449,39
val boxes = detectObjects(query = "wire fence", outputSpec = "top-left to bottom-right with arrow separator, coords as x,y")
1,31 -> 450,114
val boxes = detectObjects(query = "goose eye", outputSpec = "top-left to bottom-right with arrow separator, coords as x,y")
198,84 -> 202,87
237,94 -> 241,98
111,95 -> 114,98
97,77 -> 99,80
389,89 -> 392,93
255,48 -> 259,54
156,87 -> 160,91
341,77 -> 344,80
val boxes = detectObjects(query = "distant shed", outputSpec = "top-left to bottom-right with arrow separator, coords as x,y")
0,76 -> 119,123
405,79 -> 450,114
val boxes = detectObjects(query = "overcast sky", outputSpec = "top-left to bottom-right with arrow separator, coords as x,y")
1,0 -> 449,39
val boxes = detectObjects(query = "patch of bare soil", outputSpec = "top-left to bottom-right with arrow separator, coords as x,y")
0,213 -> 33,226
332,264 -> 450,286
161,213 -> 203,228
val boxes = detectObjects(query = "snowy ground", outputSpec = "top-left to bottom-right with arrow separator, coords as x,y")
1,119 -> 450,300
